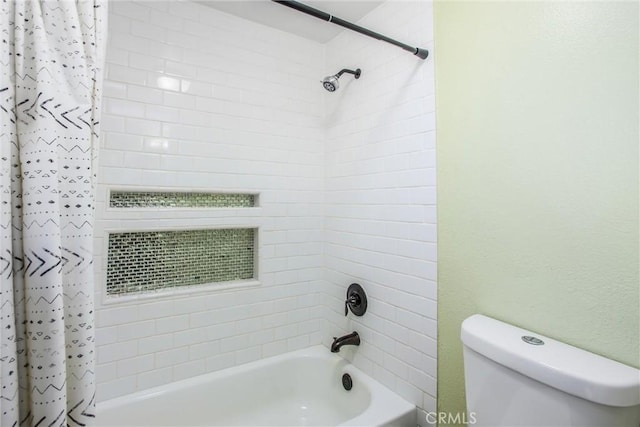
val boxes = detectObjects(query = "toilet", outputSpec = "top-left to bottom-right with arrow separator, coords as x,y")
461,314 -> 640,426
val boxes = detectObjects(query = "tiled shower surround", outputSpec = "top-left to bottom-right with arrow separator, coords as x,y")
95,0 -> 436,415
323,0 -> 437,413
96,0 -> 324,399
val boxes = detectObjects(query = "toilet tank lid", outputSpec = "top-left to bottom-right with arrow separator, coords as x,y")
461,314 -> 640,407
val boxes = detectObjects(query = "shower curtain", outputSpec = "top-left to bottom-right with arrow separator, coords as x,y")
0,1 -> 106,425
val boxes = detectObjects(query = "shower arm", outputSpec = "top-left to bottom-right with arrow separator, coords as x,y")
271,0 -> 429,60
335,69 -> 361,78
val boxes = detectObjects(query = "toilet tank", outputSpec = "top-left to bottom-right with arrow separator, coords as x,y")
461,314 -> 640,427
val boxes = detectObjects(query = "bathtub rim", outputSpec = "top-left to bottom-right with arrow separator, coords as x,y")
96,345 -> 416,427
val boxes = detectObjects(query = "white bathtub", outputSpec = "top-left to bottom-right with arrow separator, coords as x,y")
96,346 -> 415,426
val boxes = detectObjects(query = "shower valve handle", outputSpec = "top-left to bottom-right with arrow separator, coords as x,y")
344,283 -> 368,317
344,295 -> 360,316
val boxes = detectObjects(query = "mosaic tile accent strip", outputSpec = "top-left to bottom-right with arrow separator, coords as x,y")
109,191 -> 256,208
107,228 -> 255,296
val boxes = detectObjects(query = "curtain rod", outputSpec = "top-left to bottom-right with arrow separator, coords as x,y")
271,0 -> 429,60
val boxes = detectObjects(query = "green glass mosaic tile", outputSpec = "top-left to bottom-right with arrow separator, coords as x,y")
107,228 -> 255,296
110,191 -> 256,208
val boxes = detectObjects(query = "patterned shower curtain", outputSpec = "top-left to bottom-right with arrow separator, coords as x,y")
0,1 -> 106,426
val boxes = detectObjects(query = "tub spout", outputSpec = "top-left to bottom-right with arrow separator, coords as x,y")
331,331 -> 360,353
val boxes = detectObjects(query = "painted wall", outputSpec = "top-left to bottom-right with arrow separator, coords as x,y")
323,0 -> 437,417
96,0 -> 325,401
435,0 -> 639,421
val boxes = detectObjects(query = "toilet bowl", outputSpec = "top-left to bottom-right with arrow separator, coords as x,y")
461,314 -> 640,426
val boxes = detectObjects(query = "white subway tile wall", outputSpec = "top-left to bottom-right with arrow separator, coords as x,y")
96,0 -> 437,415
96,0 -> 325,401
322,0 -> 437,413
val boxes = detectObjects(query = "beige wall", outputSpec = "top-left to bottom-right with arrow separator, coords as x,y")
435,0 -> 639,421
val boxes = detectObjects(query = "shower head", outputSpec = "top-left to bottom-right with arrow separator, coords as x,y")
322,75 -> 340,92
322,68 -> 361,92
